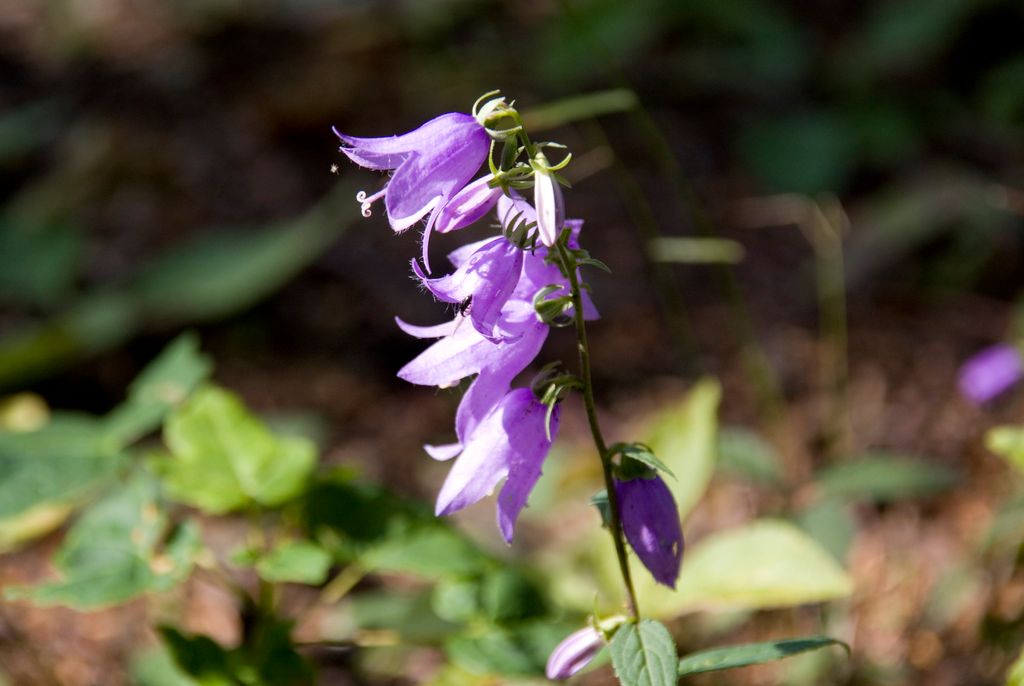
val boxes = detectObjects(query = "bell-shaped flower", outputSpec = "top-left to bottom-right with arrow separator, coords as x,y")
412,236 -> 524,341
395,301 -> 547,392
434,387 -> 558,541
334,113 -> 489,272
615,474 -> 684,588
435,174 -> 503,234
958,342 -> 1024,405
546,627 -> 604,680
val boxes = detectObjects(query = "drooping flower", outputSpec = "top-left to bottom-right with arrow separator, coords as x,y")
433,387 -> 559,542
412,236 -> 524,341
546,627 -> 604,680
615,475 -> 684,588
434,173 -> 503,234
333,112 -> 489,270
958,343 -> 1024,405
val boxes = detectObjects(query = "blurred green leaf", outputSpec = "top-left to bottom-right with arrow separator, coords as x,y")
815,453 -> 958,502
795,498 -> 857,563
677,636 -> 846,676
350,590 -> 459,644
432,578 -> 482,624
158,627 -> 236,686
0,414 -> 123,521
6,475 -> 200,608
669,520 -> 852,613
739,110 -> 856,194
256,540 -> 331,585
445,621 -> 569,678
134,189 -> 350,323
104,333 -> 212,448
0,221 -> 81,308
984,495 -> 1024,556
304,473 -> 490,579
643,378 -> 720,520
716,427 -> 783,485
158,386 -> 317,513
131,645 -> 202,686
985,426 -> 1024,474
480,568 -> 548,625
162,615 -> 312,686
609,619 -> 678,686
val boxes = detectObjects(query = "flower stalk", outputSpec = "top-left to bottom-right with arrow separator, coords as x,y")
555,238 -> 640,620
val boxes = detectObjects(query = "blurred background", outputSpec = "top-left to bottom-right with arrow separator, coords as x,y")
1,0 -> 1024,684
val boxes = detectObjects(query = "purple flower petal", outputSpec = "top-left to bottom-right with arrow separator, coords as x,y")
546,627 -> 604,680
615,475 -> 684,588
435,388 -> 556,543
959,343 -> 1024,405
436,174 -> 503,234
333,113 -> 477,167
397,309 -> 547,389
413,237 -> 524,341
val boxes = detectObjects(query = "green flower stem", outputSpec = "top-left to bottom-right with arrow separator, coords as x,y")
555,239 -> 639,620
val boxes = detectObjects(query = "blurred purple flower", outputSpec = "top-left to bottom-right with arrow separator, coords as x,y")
546,627 -> 604,680
333,112 -> 489,270
433,387 -> 559,542
615,475 -> 683,588
958,343 -> 1024,405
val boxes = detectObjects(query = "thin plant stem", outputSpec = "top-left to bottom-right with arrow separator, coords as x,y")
555,239 -> 640,620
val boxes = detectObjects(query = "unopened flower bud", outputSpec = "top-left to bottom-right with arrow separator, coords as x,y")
546,627 -> 604,680
958,343 -> 1024,405
615,474 -> 683,588
533,153 -> 564,247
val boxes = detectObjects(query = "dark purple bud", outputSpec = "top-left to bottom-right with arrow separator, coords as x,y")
958,343 -> 1024,405
615,475 -> 683,588
546,627 -> 604,680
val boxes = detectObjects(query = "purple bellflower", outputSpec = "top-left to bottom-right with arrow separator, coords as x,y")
333,112 -> 489,271
533,160 -> 565,247
433,387 -> 559,542
615,475 -> 684,588
413,236 -> 524,341
546,626 -> 604,680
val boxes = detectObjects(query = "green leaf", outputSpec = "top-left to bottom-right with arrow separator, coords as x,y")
159,386 -> 317,513
985,426 -> 1024,475
609,619 -> 678,686
795,498 -> 857,563
103,333 -> 212,448
480,568 -> 548,624
158,627 -> 234,686
642,378 -> 720,520
669,520 -> 853,612
716,427 -> 783,485
350,589 -> 460,644
815,453 -> 958,502
256,540 -> 331,585
0,414 -> 124,521
0,220 -> 81,308
303,473 -> 490,579
677,636 -> 846,677
131,645 -> 203,686
6,475 -> 199,608
445,621 -> 571,677
612,443 -> 675,479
